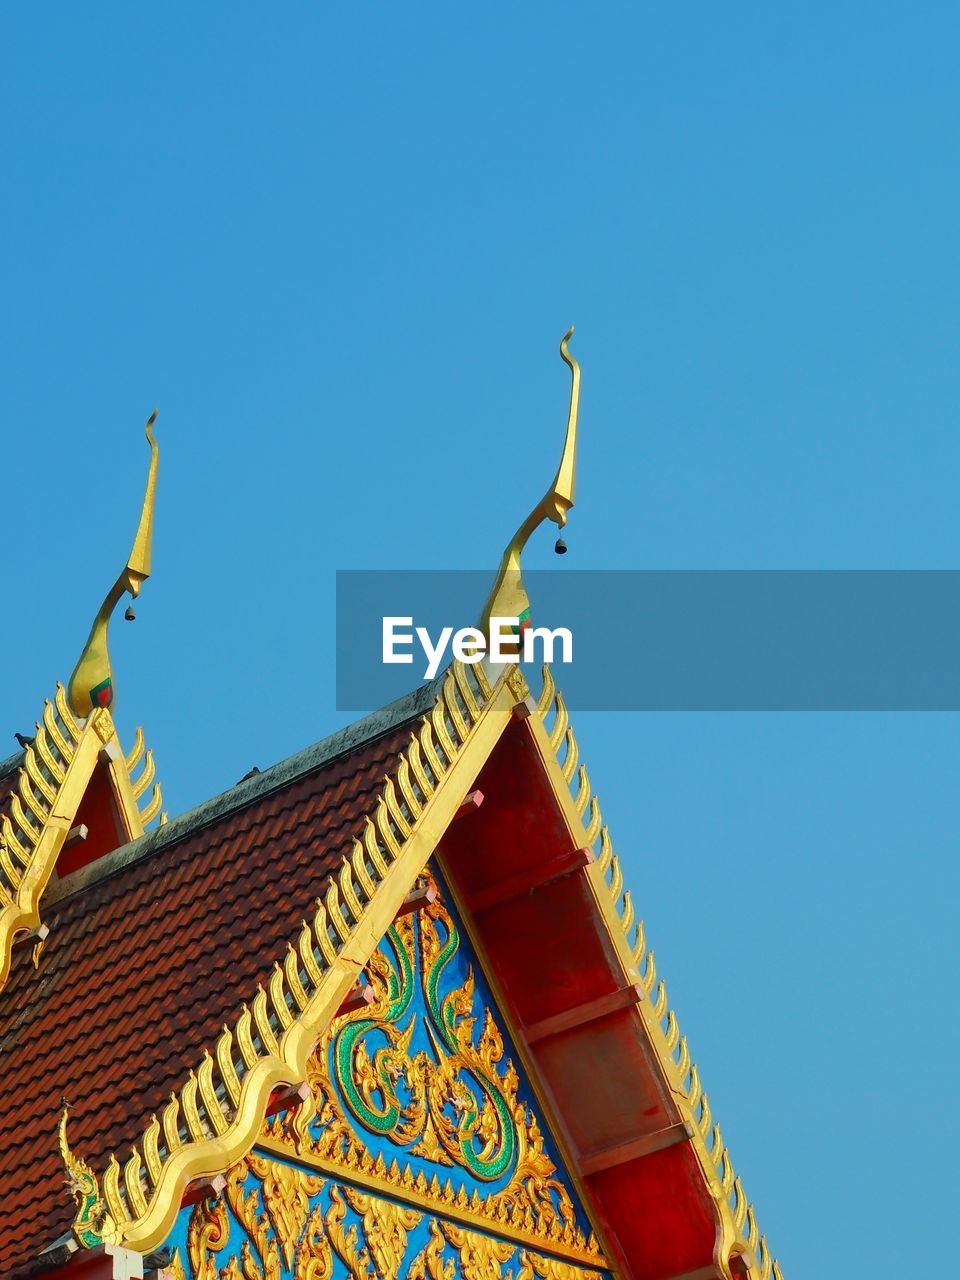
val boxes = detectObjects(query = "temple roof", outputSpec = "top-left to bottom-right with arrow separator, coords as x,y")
0,662 -> 782,1280
0,684 -> 437,1278
1,343 -> 781,1280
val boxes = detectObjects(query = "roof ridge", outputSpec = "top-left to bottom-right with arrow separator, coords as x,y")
0,749 -> 24,781
46,678 -> 442,907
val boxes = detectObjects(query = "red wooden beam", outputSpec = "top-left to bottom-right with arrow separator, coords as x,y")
395,884 -> 438,917
336,982 -> 375,1016
511,696 -> 538,721
13,922 -> 49,950
453,789 -> 484,820
579,1121 -> 694,1177
466,845 -> 592,915
180,1173 -> 227,1208
522,982 -> 644,1044
264,1079 -> 311,1119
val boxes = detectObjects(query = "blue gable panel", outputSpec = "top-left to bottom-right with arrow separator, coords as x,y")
163,865 -> 610,1279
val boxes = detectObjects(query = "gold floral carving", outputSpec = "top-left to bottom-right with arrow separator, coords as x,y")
186,1195 -> 229,1280
324,1186 -> 373,1280
341,1187 -> 421,1280
266,875 -> 601,1265
91,707 -> 116,744
165,1249 -> 188,1280
407,1222 -> 453,1280
184,1156 -> 604,1280
295,1205 -> 334,1280
247,1152 -> 325,1270
439,1223 -> 513,1280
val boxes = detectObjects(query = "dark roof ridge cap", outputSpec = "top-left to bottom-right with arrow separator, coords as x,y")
0,748 -> 24,780
45,679 -> 440,907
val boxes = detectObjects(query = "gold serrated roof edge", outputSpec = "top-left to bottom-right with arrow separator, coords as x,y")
0,688 -> 162,994
526,663 -> 784,1280
67,659 -> 510,1256
65,660 -> 782,1278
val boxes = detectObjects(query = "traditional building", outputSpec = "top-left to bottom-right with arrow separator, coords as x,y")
0,336 -> 781,1280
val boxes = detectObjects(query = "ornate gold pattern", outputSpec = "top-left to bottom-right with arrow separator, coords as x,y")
268,879 -> 600,1267
247,1152 -> 326,1269
167,1250 -> 189,1280
407,1221 -> 451,1280
341,1187 -> 421,1280
67,660 -> 505,1255
532,664 -> 783,1280
59,1104 -> 105,1249
0,683 -> 163,992
183,1155 -> 603,1280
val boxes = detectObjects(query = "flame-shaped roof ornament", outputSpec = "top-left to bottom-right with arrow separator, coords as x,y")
67,411 -> 159,718
479,328 -> 580,637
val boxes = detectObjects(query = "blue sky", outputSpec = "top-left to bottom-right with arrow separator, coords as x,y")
2,5 -> 958,1273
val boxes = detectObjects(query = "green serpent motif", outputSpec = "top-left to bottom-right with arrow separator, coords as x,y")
423,914 -> 517,1182
424,914 -> 461,1053
330,905 -> 517,1182
334,925 -> 415,1134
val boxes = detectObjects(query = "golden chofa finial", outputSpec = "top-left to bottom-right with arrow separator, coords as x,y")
479,328 -> 580,637
67,411 -> 159,718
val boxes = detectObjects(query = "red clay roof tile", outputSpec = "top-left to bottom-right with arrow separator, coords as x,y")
0,710 -> 421,1277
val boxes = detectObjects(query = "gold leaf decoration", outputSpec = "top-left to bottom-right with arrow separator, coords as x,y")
324,1185 -> 375,1280
179,1156 -> 606,1280
275,870 -> 602,1263
186,1195 -> 229,1280
439,1222 -> 514,1280
407,1221 -> 454,1280
246,1151 -> 325,1271
294,1205 -> 333,1280
342,1186 -> 421,1280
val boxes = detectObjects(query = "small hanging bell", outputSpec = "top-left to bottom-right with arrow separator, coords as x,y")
554,534 -> 568,555
124,605 -> 136,622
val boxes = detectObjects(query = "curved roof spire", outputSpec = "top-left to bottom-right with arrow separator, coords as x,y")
67,411 -> 159,718
479,328 -> 580,636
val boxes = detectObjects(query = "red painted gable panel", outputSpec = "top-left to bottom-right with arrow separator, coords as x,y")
589,1144 -> 719,1280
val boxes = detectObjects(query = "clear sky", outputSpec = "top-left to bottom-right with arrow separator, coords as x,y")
2,6 -> 957,1274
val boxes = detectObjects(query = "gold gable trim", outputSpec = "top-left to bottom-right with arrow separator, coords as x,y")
527,665 -> 783,1280
68,661 -> 524,1256
0,686 -> 163,993
64,660 -> 782,1277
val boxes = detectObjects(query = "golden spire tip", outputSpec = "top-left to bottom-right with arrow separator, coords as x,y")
478,328 -> 581,633
66,411 -> 161,718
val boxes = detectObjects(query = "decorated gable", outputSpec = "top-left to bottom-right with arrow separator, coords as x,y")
165,866 -> 609,1280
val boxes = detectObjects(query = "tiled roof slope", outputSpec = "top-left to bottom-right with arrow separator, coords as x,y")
0,688 -> 435,1277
